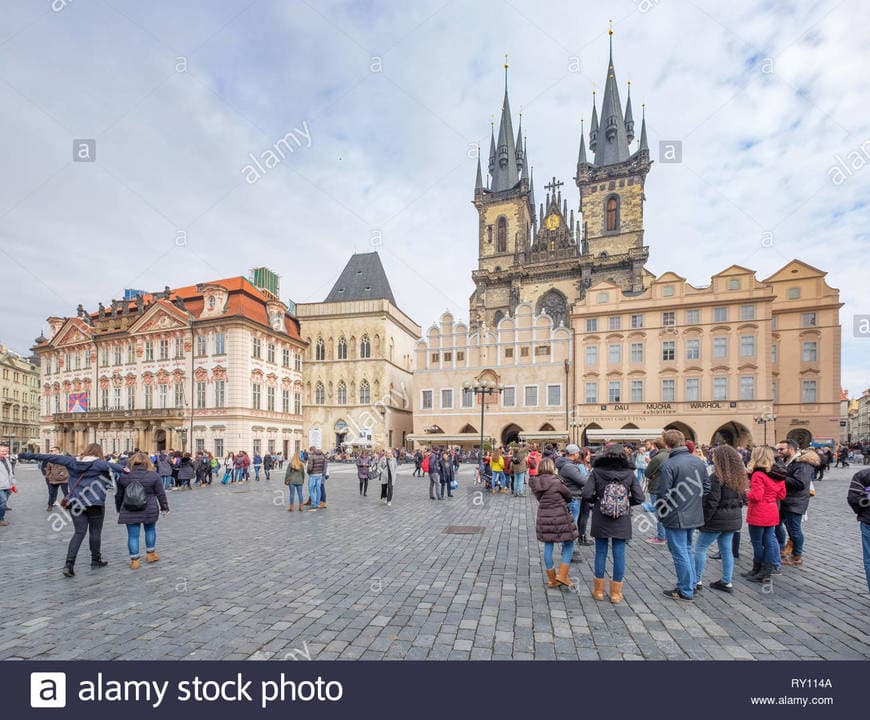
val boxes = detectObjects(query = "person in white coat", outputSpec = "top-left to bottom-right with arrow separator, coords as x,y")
377,450 -> 398,506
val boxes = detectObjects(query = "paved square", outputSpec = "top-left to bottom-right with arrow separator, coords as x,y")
1,462 -> 868,660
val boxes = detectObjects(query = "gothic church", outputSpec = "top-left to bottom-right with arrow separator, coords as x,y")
470,32 -> 653,331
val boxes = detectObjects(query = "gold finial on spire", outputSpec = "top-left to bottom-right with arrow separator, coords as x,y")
608,19 -> 613,35
504,52 -> 509,69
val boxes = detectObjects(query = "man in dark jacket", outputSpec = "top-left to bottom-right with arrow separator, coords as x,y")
643,438 -> 669,545
556,445 -> 593,547
775,439 -> 818,565
847,467 -> 870,591
428,447 -> 443,500
305,447 -> 328,510
656,429 -> 707,601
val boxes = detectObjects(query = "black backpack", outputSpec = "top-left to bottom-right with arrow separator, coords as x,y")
123,479 -> 147,512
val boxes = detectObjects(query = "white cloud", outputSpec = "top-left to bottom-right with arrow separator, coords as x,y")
0,0 -> 868,394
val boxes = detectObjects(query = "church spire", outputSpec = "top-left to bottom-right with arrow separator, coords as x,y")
474,154 -> 483,195
589,91 -> 598,153
638,103 -> 648,153
624,80 -> 635,144
577,117 -> 588,173
594,22 -> 631,166
491,54 -> 520,192
515,114 -> 524,177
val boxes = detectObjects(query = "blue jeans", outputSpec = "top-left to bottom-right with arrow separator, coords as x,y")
594,538 -> 626,581
775,511 -> 804,556
0,488 -> 9,520
568,499 -> 580,524
161,475 -> 172,489
694,530 -> 735,584
254,466 -> 261,480
235,468 -> 245,482
543,541 -> 575,569
643,492 -> 667,539
126,522 -> 157,558
665,528 -> 696,597
748,524 -> 780,565
492,470 -> 505,488
514,471 -> 527,496
308,474 -> 322,508
861,522 -> 870,592
289,485 -> 304,504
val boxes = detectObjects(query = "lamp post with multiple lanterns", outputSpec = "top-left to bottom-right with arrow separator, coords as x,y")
753,412 -> 776,447
463,379 -> 504,469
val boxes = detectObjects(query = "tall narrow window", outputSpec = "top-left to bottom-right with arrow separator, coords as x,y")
496,217 -> 507,253
360,336 -> 371,359
337,381 -> 347,405
606,196 -> 619,231
214,380 -> 225,408
359,380 -> 371,404
315,339 -> 325,361
315,382 -> 325,405
337,337 -> 347,360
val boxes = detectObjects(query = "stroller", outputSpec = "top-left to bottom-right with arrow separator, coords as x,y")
476,460 -> 494,489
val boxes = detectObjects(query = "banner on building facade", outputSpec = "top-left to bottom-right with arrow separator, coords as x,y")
68,392 -> 88,413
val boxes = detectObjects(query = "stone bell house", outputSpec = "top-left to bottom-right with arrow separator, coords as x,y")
295,252 -> 420,451
34,276 -> 306,458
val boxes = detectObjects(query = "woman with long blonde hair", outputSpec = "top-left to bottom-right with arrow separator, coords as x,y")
284,451 -> 306,511
744,446 -> 786,583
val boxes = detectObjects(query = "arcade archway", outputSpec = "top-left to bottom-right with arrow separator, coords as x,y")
786,428 -> 812,449
711,421 -> 752,447
501,423 -> 523,447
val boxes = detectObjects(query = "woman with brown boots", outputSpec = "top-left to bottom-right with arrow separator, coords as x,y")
530,457 -> 578,590
115,452 -> 170,569
581,444 -> 645,603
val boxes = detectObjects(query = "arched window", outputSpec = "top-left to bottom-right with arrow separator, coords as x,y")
315,382 -> 325,405
497,217 -> 507,253
359,380 -> 371,404
360,335 -> 371,359
337,337 -> 347,360
606,196 -> 619,232
315,338 -> 325,361
337,381 -> 347,405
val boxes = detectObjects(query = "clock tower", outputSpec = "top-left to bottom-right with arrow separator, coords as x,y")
470,31 -> 653,332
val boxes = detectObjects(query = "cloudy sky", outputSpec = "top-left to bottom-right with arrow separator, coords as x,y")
1,0 -> 868,394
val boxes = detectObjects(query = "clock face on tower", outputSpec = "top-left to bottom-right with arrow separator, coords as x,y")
545,213 -> 561,231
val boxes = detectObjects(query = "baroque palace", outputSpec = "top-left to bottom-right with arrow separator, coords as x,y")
35,272 -> 306,457
412,34 -> 842,450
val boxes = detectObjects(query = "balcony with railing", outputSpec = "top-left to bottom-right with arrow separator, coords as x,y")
52,408 -> 185,423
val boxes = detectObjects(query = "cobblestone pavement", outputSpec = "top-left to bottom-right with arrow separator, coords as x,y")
1,462 -> 868,661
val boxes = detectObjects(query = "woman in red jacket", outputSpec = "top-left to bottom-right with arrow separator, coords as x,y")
744,446 -> 786,584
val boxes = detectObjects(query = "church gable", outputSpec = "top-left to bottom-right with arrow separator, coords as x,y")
762,259 -> 827,283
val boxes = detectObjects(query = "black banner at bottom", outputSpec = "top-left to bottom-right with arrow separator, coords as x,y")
10,660 -> 864,718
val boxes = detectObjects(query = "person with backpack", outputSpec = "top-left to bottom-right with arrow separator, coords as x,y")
305,446 -> 328,511
527,443 -> 541,482
195,452 -> 211,488
744,446 -> 786,584
284,451 -> 306,511
19,444 -> 127,577
263,453 -> 274,480
252,452 -> 263,481
490,449 -> 507,494
41,446 -> 70,511
847,466 -> 870,591
581,444 -> 644,603
114,452 -> 169,569
530,457 -> 579,589
692,445 -> 747,594
413,449 -> 424,477
510,447 -> 530,497
175,452 -> 195,490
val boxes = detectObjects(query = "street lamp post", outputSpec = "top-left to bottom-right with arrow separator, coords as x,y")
753,412 -> 776,447
463,379 -> 504,471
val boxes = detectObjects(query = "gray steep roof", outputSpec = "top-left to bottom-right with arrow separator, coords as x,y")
325,252 -> 396,305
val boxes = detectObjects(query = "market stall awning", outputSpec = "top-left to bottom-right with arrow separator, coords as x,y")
585,428 -> 662,442
406,433 -> 492,444
519,431 -> 570,442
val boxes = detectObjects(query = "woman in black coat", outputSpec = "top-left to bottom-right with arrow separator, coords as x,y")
692,445 -> 746,593
530,457 -> 579,589
175,453 -> 195,490
115,452 -> 169,569
581,445 -> 644,603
